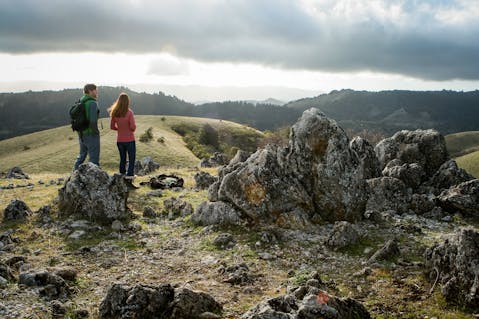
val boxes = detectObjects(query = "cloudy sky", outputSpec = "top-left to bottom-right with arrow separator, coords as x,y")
1,0 -> 478,102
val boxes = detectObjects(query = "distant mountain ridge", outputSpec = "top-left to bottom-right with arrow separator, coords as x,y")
285,89 -> 479,134
1,87 -> 479,140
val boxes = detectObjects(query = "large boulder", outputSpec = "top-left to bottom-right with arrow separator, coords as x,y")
381,161 -> 424,190
192,201 -> 243,226
99,283 -> 222,319
375,129 -> 448,179
58,163 -> 131,224
5,167 -> 30,179
3,199 -> 32,222
424,228 -> 479,310
437,179 -> 479,217
194,171 -> 218,190
200,108 -> 369,228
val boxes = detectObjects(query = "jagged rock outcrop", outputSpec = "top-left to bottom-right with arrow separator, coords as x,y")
325,221 -> 361,250
58,163 -> 131,224
134,156 -> 160,176
19,269 -> 76,300
424,228 -> 479,310
381,161 -> 424,190
437,179 -> 479,217
366,177 -> 410,214
192,201 -> 243,226
242,281 -> 371,319
99,283 -> 222,319
425,160 -> 474,194
2,199 -> 32,222
195,108 -> 369,228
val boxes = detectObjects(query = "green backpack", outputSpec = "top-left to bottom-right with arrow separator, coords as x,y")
69,99 -> 89,132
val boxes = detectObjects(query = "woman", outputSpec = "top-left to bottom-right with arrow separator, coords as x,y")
108,93 -> 137,179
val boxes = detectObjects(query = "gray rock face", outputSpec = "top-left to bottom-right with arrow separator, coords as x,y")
213,233 -> 236,249
242,283 -> 371,319
382,162 -> 424,190
0,262 -> 15,282
350,136 -> 381,179
200,152 -> 229,167
221,263 -> 255,286
425,160 -> 474,194
163,197 -> 193,219
99,283 -> 222,319
424,229 -> 479,310
194,171 -> 218,190
437,179 -> 479,217
368,238 -> 400,263
375,129 -> 448,178
58,163 -> 131,224
229,150 -> 251,166
366,177 -> 410,214
143,206 -> 158,218
200,108 -> 368,229
192,201 -> 243,226
134,156 -> 160,176
3,199 -> 32,222
325,221 -> 361,250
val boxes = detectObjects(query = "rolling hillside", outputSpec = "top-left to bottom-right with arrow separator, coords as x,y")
0,115 -> 263,174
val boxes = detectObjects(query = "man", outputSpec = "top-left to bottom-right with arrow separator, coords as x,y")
73,83 -> 100,170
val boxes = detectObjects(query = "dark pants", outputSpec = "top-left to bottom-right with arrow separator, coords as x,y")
73,134 -> 100,171
117,141 -> 136,176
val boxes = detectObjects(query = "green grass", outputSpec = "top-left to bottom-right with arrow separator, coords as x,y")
0,115 -> 262,174
445,131 -> 479,158
455,150 -> 479,178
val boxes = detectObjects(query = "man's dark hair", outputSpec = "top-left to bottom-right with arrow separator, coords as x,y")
84,83 -> 97,94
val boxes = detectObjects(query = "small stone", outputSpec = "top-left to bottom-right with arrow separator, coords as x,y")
111,220 -> 124,231
68,230 -> 86,240
0,276 -> 8,287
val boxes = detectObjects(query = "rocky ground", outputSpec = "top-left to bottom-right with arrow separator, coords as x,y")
0,169 -> 478,319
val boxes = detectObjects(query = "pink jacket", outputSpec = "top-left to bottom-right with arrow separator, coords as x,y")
110,109 -> 136,142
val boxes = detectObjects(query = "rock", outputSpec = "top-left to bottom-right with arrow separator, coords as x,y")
5,167 -> 29,179
437,179 -> 479,217
99,283 -> 222,319
18,270 -> 71,300
143,206 -> 158,218
2,199 -> 32,222
382,162 -> 424,190
325,221 -> 361,250
54,268 -> 78,282
0,276 -> 8,287
409,194 -> 437,215
242,283 -> 371,319
228,150 -> 251,166
366,177 -> 410,214
222,263 -> 255,285
192,201 -> 243,226
58,163 -> 131,224
350,136 -> 381,179
0,262 -> 15,282
35,205 -> 53,224
134,156 -> 160,176
163,197 -> 193,219
204,109 -> 368,228
146,189 -> 163,197
424,228 -> 479,310
111,220 -> 124,232
194,171 -> 218,190
200,152 -> 229,167
425,160 -> 474,194
68,230 -> 86,240
375,129 -> 448,178
170,288 -> 223,318
368,238 -> 400,263
213,233 -> 236,249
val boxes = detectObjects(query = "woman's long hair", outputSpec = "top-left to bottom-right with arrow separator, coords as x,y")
108,93 -> 130,118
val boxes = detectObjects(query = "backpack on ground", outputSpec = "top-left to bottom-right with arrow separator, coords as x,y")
69,99 -> 89,132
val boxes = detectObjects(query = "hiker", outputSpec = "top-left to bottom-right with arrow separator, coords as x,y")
108,92 -> 137,180
73,83 -> 100,170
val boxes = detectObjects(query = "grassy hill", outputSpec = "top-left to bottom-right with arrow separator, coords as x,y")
445,131 -> 479,178
0,115 -> 263,174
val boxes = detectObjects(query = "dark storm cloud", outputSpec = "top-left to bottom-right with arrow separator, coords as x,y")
1,0 -> 478,80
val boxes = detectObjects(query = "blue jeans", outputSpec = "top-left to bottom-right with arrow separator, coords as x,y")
117,141 -> 136,176
73,134 -> 100,170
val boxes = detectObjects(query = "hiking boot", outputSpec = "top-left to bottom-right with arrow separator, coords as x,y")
125,179 -> 139,190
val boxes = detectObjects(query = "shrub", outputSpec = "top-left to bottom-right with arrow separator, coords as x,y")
198,123 -> 219,148
139,127 -> 154,143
